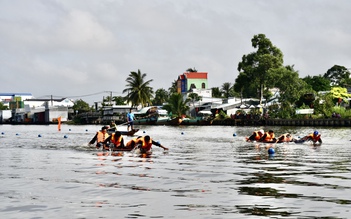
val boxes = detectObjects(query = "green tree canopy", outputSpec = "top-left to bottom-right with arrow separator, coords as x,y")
168,80 -> 178,95
72,99 -> 91,113
237,34 -> 284,104
0,102 -> 9,110
303,75 -> 331,92
221,82 -> 233,99
162,93 -> 189,117
153,88 -> 169,106
211,87 -> 222,98
323,65 -> 350,86
112,96 -> 126,105
123,69 -> 154,107
274,65 -> 312,105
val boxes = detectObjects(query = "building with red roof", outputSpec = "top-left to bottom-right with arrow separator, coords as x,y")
177,72 -> 208,94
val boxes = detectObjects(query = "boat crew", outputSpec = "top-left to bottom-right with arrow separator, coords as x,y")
104,131 -> 125,150
246,129 -> 265,142
125,135 -> 168,153
259,130 -> 276,143
276,133 -> 294,143
299,131 -> 322,145
89,126 -> 110,149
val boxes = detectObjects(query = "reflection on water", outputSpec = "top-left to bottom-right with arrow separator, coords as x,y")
0,124 -> 350,218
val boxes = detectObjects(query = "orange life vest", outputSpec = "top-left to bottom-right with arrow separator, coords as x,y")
136,136 -> 153,151
263,132 -> 275,141
253,131 -> 261,141
309,133 -> 321,142
110,134 -> 122,146
96,131 -> 109,143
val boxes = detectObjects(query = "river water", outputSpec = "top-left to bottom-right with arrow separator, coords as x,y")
0,124 -> 350,219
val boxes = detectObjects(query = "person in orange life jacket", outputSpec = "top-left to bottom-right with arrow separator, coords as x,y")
259,130 -> 276,143
300,130 -> 322,144
275,133 -> 294,143
103,131 -> 125,150
246,129 -> 265,142
125,135 -> 168,152
89,126 -> 110,149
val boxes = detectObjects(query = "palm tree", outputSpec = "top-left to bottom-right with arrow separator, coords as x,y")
163,93 -> 189,117
123,69 -> 154,107
221,82 -> 232,99
188,93 -> 202,117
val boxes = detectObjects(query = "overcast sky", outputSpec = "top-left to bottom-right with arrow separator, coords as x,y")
1,0 -> 351,104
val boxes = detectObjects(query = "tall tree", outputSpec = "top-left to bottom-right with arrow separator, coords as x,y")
187,93 -> 202,116
323,65 -> 350,86
221,82 -> 232,99
237,34 -> 284,104
211,87 -> 222,98
273,65 -> 312,105
153,88 -> 169,106
168,80 -> 178,95
72,99 -> 91,113
112,96 -> 126,105
162,93 -> 189,117
303,75 -> 331,92
123,69 -> 154,107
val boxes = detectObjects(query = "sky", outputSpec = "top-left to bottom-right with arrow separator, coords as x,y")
1,0 -> 351,104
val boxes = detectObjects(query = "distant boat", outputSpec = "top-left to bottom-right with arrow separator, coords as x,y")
133,106 -> 159,125
155,109 -> 182,126
180,110 -> 213,125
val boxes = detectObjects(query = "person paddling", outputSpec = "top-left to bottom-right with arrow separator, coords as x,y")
125,135 -> 168,153
103,131 -> 125,150
298,130 -> 322,145
246,129 -> 265,142
259,130 -> 276,143
89,126 -> 110,149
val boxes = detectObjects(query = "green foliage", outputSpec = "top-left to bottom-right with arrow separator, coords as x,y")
236,34 -> 284,103
330,87 -> 351,104
168,80 -> 178,95
331,106 -> 351,119
214,110 -> 229,120
162,93 -> 189,117
72,99 -> 91,113
313,93 -> 335,118
323,65 -> 350,86
112,96 -> 126,105
152,88 -> 169,106
0,102 -> 9,110
221,82 -> 233,98
303,75 -> 331,92
123,69 -> 154,107
211,87 -> 222,98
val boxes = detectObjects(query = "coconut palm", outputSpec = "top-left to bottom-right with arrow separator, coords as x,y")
163,93 -> 189,117
188,93 -> 202,117
123,69 -> 154,107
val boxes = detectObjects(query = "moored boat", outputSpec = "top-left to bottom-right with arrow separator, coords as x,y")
107,128 -> 139,136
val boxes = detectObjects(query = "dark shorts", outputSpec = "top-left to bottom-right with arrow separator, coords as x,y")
128,121 -> 134,126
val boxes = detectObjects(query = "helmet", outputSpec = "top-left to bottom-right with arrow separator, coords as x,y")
259,129 -> 264,135
313,131 -> 319,136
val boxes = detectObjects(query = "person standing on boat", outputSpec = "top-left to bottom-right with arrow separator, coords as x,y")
103,131 -> 125,150
246,129 -> 264,142
127,109 -> 136,131
125,135 -> 168,152
89,126 -> 110,149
